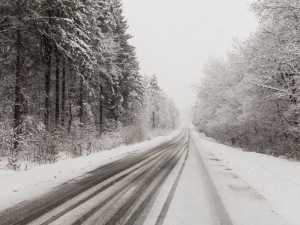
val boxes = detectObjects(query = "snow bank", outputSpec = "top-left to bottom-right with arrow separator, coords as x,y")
192,131 -> 300,225
0,128 -> 181,212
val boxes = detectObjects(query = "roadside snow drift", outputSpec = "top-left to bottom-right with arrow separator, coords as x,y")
192,131 -> 300,225
0,129 -> 181,212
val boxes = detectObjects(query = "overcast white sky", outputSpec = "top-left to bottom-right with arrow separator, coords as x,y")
122,0 -> 258,120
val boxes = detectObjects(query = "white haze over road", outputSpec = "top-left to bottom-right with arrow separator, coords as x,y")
122,0 -> 258,119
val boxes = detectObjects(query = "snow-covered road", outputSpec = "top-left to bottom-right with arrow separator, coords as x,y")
143,129 -> 290,225
0,127 -> 189,224
0,125 -> 298,225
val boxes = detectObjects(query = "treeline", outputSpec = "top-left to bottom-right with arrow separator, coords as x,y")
0,0 -> 179,165
193,0 -> 300,158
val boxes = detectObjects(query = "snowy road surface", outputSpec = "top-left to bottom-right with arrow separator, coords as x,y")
0,126 -> 291,225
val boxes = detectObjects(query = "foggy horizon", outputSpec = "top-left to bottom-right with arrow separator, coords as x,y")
123,0 -> 258,120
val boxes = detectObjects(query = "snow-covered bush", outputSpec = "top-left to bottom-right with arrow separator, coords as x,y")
192,2 -> 300,159
0,120 -> 13,157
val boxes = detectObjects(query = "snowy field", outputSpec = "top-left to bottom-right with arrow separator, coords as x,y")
192,131 -> 300,225
0,129 -> 181,212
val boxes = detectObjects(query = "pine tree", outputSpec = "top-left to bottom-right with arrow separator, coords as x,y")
0,0 -> 179,162
109,0 -> 144,122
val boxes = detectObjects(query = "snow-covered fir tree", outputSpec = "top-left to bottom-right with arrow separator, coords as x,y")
0,0 -> 179,164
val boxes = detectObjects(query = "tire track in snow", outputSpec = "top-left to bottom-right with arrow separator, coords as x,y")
0,129 -> 187,225
191,135 -> 233,225
72,141 -> 183,225
155,137 -> 190,225
105,141 -> 189,225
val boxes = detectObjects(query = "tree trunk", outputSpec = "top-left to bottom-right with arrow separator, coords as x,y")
61,57 -> 66,126
13,0 -> 23,153
55,47 -> 60,126
44,1 -> 53,130
68,100 -> 72,133
79,75 -> 84,125
68,67 -> 74,133
44,37 -> 52,129
99,85 -> 103,133
152,111 -> 155,129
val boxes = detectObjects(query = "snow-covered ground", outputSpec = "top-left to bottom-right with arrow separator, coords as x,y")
192,130 -> 300,225
1,125 -> 299,225
0,128 -> 181,212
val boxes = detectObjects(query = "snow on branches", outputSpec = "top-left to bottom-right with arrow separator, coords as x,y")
193,0 -> 300,158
